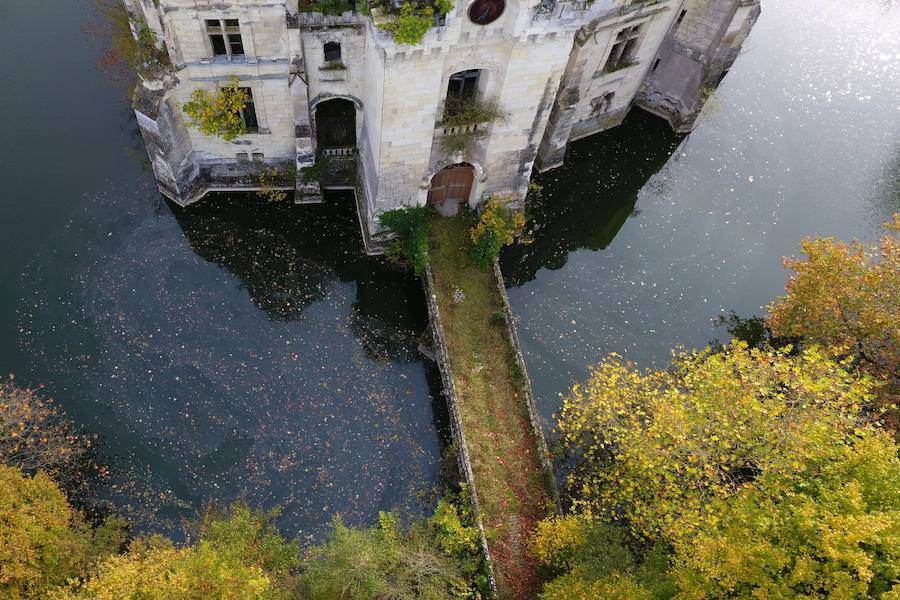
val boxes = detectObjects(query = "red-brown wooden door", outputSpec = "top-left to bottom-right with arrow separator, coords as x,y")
427,164 -> 474,205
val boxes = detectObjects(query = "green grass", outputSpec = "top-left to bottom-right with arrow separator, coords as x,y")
429,215 -> 550,600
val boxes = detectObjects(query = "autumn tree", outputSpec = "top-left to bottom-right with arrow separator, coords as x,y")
51,504 -> 300,600
768,214 -> 900,380
673,431 -> 900,598
301,512 -> 468,600
0,466 -> 126,599
182,76 -> 249,140
0,379 -> 104,503
557,343 -> 871,542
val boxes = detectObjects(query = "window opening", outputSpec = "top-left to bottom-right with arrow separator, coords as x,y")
206,19 -> 244,60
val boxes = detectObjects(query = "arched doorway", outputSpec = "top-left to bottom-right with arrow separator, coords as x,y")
314,98 -> 356,151
428,163 -> 475,215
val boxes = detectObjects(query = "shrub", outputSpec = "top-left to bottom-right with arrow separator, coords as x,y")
0,466 -> 126,599
182,76 -> 248,141
300,0 -> 352,15
301,512 -> 464,600
468,198 -> 524,270
379,3 -> 434,45
0,379 -> 104,503
434,0 -> 456,15
380,206 -> 431,275
52,504 -> 299,600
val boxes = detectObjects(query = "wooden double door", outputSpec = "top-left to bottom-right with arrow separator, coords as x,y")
427,164 -> 475,206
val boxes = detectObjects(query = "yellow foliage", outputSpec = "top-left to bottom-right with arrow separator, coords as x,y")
558,343 -> 873,542
530,515 -> 587,571
182,76 -> 248,141
0,466 -> 124,599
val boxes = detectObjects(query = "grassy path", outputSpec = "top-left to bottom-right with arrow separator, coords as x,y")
429,216 -> 551,600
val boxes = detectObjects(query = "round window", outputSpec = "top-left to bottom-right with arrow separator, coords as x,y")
468,0 -> 505,25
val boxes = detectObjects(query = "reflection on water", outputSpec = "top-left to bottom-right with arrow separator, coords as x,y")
502,0 -> 900,428
17,190 -> 444,540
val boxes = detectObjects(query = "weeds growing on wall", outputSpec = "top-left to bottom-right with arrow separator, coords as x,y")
300,0 -> 353,15
439,98 -> 508,154
380,206 -> 432,275
378,2 -> 435,45
182,76 -> 248,141
469,197 -> 525,270
300,154 -> 328,183
256,167 -> 295,202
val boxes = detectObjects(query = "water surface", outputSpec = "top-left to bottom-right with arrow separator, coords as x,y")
502,0 -> 900,425
0,0 -> 444,540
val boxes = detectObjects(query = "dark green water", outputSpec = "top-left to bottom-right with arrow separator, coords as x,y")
0,1 -> 444,540
1,0 -> 897,539
501,0 -> 900,426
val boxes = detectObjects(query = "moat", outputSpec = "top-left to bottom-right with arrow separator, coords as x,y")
1,0 -> 897,542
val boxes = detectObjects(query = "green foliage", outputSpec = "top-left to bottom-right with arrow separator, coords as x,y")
380,206 -> 432,275
443,98 -> 507,129
768,213 -> 900,381
531,518 -> 674,600
301,0 -> 353,15
427,488 -> 488,599
103,5 -> 169,78
301,511 -> 465,600
434,0 -> 456,15
379,3 -> 434,45
0,466 -> 126,599
468,198 -> 524,270
673,431 -> 900,599
182,76 -> 248,141
440,129 -> 486,154
53,504 -> 299,600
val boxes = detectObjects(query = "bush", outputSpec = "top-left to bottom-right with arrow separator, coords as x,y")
0,379 -> 104,504
301,512 -> 464,600
468,198 -> 524,270
300,0 -> 352,15
182,76 -> 248,141
52,504 -> 299,600
380,206 -> 431,275
0,466 -> 126,599
379,3 -> 434,45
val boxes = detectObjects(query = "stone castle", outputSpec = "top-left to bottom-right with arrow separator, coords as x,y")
126,0 -> 759,251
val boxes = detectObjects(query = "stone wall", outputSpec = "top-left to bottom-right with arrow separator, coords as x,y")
422,266 -> 499,599
492,260 -> 562,514
637,0 -> 761,131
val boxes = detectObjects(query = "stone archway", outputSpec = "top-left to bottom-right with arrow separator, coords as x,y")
314,98 -> 356,150
427,163 -> 475,216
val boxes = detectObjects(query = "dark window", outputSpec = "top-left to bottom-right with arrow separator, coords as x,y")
447,69 -> 479,100
207,19 -> 243,59
239,87 -> 258,132
468,0 -> 505,25
210,34 -> 227,55
324,41 -> 341,62
603,24 -> 642,73
676,9 -> 687,25
444,69 -> 480,119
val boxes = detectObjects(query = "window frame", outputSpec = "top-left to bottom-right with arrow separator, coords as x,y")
602,24 -> 643,74
206,18 -> 244,61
